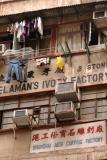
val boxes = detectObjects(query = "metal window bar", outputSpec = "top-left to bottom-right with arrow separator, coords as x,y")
57,41 -> 67,62
104,36 -> 107,49
84,40 -> 91,63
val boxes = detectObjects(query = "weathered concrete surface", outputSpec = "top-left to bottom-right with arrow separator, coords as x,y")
0,0 -> 106,16
0,130 -> 107,160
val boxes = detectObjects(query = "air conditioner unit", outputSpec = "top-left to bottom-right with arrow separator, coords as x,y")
55,101 -> 76,122
55,82 -> 80,102
0,44 -> 6,54
13,109 -> 31,127
93,10 -> 107,30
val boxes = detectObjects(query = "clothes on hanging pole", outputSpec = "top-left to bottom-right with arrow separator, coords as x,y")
88,22 -> 92,44
23,20 -> 30,40
6,62 -> 20,83
37,17 -> 43,38
7,17 -> 43,42
19,59 -> 28,82
36,57 -> 50,66
6,24 -> 21,83
13,23 -> 20,50
17,21 -> 25,43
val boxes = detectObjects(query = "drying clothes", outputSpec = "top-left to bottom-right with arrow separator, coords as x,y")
36,57 -> 50,66
34,18 -> 38,30
6,27 -> 21,83
36,58 -> 47,66
27,70 -> 34,78
56,56 -> 63,70
46,57 -> 51,64
12,72 -> 17,80
14,22 -> 19,32
23,20 -> 29,40
88,22 -> 92,44
12,29 -> 20,50
7,23 -> 14,33
55,56 -> 64,73
30,19 -> 35,33
0,74 -> 5,81
37,17 -> 43,38
42,68 -> 51,76
55,68 -> 64,73
17,22 -> 25,42
6,62 -> 19,83
19,59 -> 28,82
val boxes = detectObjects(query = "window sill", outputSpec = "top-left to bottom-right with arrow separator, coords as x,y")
0,117 -> 107,134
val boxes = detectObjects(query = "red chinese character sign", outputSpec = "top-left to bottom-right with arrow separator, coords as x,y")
30,121 -> 106,153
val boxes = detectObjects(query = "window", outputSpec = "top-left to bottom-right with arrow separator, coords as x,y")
26,28 -> 51,55
88,23 -> 105,46
39,106 -> 49,125
94,11 -> 105,18
39,28 -> 51,55
57,23 -> 82,52
2,110 -> 14,129
80,89 -> 107,120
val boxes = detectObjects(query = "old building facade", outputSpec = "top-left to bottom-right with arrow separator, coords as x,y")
0,0 -> 107,160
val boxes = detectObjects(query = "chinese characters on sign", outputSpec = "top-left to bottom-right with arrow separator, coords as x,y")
30,121 -> 106,153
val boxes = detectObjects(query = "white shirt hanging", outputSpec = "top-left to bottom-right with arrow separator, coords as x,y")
37,17 -> 43,38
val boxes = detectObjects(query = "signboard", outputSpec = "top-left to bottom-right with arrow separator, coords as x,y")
1,61 -> 107,97
30,121 -> 106,153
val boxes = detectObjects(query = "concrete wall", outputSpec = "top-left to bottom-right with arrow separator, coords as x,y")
0,49 -> 107,97
0,0 -> 106,16
0,129 -> 107,160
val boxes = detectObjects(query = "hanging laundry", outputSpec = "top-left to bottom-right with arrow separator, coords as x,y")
36,58 -> 47,66
27,70 -> 34,78
30,19 -> 35,33
17,21 -> 25,43
88,22 -> 92,44
6,61 -> 20,83
37,17 -> 43,38
55,56 -> 64,73
6,25 -> 20,83
42,68 -> 51,76
0,74 -> 5,81
12,72 -> 17,80
23,20 -> 30,40
46,57 -> 51,64
57,56 -> 63,70
19,59 -> 28,82
29,19 -> 36,39
34,18 -> 38,30
12,22 -> 21,50
7,23 -> 14,34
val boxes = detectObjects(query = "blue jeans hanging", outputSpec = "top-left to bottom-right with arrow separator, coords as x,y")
6,62 -> 19,83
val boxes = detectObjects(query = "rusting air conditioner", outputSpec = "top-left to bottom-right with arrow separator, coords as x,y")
13,109 -> 31,127
93,10 -> 107,35
55,82 -> 80,102
55,101 -> 76,122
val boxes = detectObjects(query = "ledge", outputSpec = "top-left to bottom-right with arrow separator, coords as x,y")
0,117 -> 106,134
